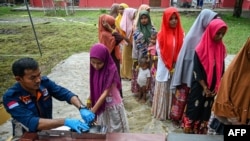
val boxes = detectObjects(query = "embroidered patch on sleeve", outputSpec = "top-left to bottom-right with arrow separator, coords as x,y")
7,101 -> 19,109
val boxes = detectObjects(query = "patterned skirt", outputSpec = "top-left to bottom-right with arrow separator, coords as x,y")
170,84 -> 189,122
131,68 -> 139,94
149,76 -> 155,104
151,80 -> 173,120
182,114 -> 208,134
97,103 -> 129,133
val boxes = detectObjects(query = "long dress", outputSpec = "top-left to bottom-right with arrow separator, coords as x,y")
182,53 -> 217,134
90,44 -> 129,133
97,84 -> 129,133
151,7 -> 184,120
98,14 -> 124,98
120,8 -> 137,80
132,26 -> 156,94
170,9 -> 218,125
151,41 -> 173,120
182,18 -> 227,134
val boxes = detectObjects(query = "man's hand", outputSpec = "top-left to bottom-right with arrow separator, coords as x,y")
79,108 -> 95,124
64,118 -> 89,133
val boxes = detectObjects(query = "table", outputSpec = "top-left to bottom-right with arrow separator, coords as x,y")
19,131 -> 166,141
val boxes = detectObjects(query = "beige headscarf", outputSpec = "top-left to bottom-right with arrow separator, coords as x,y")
120,8 -> 137,38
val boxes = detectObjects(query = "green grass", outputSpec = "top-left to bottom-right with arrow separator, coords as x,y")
0,7 -> 249,99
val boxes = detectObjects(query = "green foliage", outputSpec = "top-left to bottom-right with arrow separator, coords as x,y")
217,12 -> 250,53
150,11 -> 250,54
0,7 -> 12,16
99,9 -> 107,14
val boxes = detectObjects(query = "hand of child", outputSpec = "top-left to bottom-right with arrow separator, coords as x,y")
136,65 -> 139,71
133,60 -> 138,69
148,43 -> 153,47
170,68 -> 175,76
86,99 -> 92,109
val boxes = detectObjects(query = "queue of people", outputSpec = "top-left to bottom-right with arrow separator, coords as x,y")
2,3 -> 249,140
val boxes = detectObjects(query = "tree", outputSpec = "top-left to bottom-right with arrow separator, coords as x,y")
233,0 -> 244,18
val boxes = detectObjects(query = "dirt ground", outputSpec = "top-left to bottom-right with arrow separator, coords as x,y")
46,52 -> 179,135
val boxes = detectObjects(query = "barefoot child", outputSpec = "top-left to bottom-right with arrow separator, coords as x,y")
136,57 -> 151,103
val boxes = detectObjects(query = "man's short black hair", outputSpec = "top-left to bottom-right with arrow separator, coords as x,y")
12,57 -> 39,77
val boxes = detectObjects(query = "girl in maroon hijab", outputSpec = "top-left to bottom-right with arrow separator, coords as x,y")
88,43 -> 129,133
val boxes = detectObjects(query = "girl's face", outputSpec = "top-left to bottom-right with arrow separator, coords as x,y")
140,15 -> 149,25
169,13 -> 178,28
118,6 -> 125,15
213,27 -> 227,42
150,35 -> 157,44
90,58 -> 104,70
140,63 -> 148,70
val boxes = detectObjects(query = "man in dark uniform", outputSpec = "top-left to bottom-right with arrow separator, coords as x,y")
3,57 -> 95,140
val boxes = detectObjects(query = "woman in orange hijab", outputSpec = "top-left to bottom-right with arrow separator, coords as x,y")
151,7 -> 184,121
209,37 -> 250,134
98,14 -> 124,97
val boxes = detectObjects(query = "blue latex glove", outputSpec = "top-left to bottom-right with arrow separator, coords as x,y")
64,118 -> 89,133
79,108 -> 95,124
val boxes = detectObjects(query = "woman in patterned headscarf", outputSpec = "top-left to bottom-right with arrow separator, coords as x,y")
151,7 -> 184,121
131,10 -> 156,96
131,4 -> 151,95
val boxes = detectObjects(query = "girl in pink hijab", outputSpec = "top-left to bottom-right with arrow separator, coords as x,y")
183,18 -> 227,134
